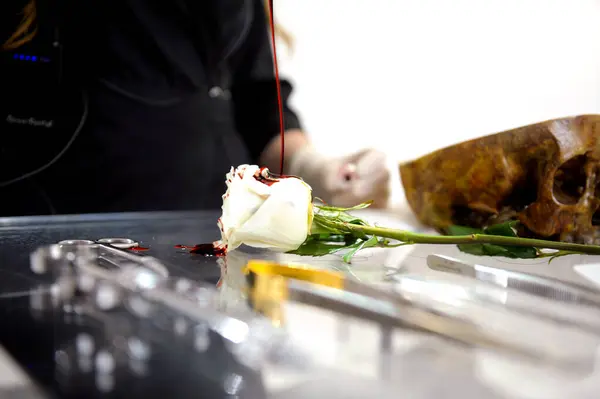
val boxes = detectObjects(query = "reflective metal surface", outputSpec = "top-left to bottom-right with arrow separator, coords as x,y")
4,210 -> 600,399
427,254 -> 600,307
245,260 -> 599,370
0,211 -> 266,398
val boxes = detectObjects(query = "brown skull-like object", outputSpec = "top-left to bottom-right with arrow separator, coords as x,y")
399,115 -> 600,244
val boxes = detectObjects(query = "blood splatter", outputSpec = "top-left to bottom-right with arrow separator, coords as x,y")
175,244 -> 226,257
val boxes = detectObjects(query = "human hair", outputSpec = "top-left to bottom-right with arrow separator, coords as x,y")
2,0 -> 37,51
263,0 -> 294,52
3,0 -> 294,52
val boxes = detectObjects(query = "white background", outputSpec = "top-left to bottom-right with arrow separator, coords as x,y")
274,0 -> 600,205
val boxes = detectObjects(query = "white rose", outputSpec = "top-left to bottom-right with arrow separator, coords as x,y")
218,165 -> 314,252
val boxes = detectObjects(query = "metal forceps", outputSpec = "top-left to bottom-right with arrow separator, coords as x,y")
29,240 -> 284,368
243,260 -> 598,371
426,254 -> 600,308
57,237 -> 142,249
30,237 -> 169,280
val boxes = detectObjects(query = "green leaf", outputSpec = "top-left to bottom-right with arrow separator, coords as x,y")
314,201 -> 373,212
483,220 -> 519,236
446,225 -> 483,236
456,243 -> 487,256
298,201 -> 392,261
445,225 -> 485,255
308,234 -> 347,242
342,236 -> 380,264
288,235 -> 362,257
539,250 -> 579,263
310,218 -> 342,235
455,242 -> 537,259
287,229 -> 382,263
481,243 -> 537,258
288,240 -> 349,257
315,209 -> 368,226
446,222 -> 537,259
313,212 -> 370,240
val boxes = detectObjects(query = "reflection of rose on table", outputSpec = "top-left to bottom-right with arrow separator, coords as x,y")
216,250 -> 251,311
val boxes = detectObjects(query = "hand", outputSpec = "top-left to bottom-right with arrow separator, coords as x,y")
288,147 -> 391,208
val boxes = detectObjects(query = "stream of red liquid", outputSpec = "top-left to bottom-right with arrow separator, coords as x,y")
267,0 -> 286,175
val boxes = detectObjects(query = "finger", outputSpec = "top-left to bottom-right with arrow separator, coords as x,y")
334,151 -> 387,190
330,181 -> 390,208
351,174 -> 390,199
352,159 -> 390,192
354,150 -> 388,178
326,150 -> 389,193
325,161 -> 354,192
329,166 -> 390,201
342,148 -> 373,164
339,162 -> 358,182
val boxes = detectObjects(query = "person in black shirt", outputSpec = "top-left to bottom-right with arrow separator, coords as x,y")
0,0 -> 390,216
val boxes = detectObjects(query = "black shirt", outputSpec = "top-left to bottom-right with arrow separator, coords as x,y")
0,0 -> 302,215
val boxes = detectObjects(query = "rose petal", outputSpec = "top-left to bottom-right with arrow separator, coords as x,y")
230,178 -> 312,252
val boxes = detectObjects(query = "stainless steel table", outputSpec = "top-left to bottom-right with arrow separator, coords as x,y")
3,210 -> 600,399
0,211 -> 267,398
0,210 -> 225,290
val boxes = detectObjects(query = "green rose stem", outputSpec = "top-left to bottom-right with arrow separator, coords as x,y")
320,218 -> 600,256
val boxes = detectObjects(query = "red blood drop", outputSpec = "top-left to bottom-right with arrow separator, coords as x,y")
129,246 -> 149,251
175,243 -> 226,257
